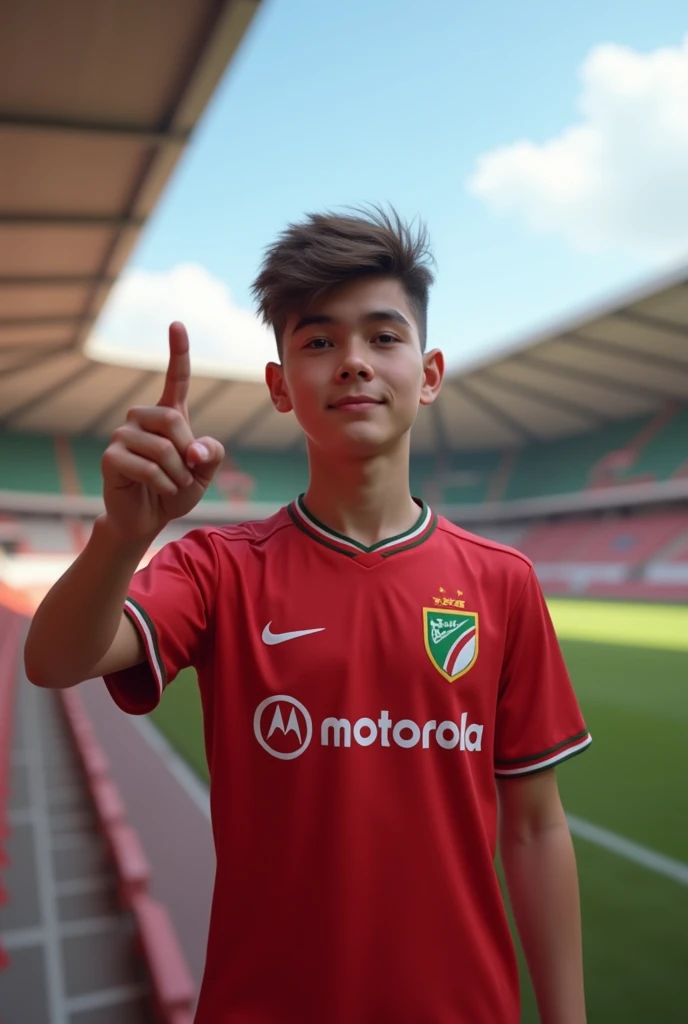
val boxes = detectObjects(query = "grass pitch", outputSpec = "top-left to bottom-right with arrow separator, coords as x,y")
151,600 -> 688,1021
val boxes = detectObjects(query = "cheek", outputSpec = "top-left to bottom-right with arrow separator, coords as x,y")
387,361 -> 424,400
284,369 -> 324,414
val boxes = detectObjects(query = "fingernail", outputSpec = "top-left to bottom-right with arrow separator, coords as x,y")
194,443 -> 209,461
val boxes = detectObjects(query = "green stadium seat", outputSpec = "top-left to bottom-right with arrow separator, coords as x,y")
229,450 -> 310,504
0,431 -> 62,493
69,436 -> 109,496
503,417 -> 649,501
615,404 -> 688,483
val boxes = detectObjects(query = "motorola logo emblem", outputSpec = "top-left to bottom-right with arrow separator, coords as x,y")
254,695 -> 313,760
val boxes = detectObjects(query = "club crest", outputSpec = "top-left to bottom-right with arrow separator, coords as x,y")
423,609 -> 479,682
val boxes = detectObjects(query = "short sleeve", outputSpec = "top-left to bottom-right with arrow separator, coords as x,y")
103,528 -> 218,715
494,567 -> 591,777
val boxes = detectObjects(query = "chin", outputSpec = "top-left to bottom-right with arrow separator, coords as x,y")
329,424 -> 408,458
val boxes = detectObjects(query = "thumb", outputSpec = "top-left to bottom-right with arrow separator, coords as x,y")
186,436 -> 225,486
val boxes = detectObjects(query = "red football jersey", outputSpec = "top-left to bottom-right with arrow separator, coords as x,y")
104,498 -> 591,1023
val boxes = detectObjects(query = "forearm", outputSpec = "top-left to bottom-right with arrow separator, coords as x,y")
500,818 -> 586,1024
24,515 -> 152,688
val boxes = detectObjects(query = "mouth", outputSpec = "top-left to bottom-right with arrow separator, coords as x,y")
328,395 -> 384,410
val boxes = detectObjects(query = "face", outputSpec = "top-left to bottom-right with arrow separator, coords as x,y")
265,277 -> 444,457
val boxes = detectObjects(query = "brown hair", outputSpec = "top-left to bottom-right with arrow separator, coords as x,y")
251,205 -> 435,354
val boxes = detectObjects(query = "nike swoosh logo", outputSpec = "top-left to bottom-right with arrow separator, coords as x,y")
262,622 -> 325,645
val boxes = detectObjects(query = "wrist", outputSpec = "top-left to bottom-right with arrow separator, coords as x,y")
93,514 -> 159,560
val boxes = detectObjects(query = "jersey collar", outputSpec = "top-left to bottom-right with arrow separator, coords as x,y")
288,494 -> 437,559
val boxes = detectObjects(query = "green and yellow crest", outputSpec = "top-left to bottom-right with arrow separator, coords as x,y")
423,609 -> 479,683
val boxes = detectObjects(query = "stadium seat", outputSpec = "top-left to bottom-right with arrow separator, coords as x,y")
57,690 -> 195,1017
89,776 -> 127,830
132,891 -> 196,1023
517,520 -> 600,562
568,513 -> 687,566
666,536 -> 688,563
0,431 -> 62,493
106,821 -> 151,906
0,608 -> 24,976
503,417 -> 648,501
230,450 -> 309,503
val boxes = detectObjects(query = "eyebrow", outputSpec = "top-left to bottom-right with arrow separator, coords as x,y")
291,309 -> 412,335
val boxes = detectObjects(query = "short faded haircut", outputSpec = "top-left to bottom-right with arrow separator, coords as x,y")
251,205 -> 435,354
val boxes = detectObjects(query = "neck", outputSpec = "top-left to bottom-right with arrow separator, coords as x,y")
303,439 -> 421,548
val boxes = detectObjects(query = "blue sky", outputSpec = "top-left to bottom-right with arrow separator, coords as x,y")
94,0 -> 688,376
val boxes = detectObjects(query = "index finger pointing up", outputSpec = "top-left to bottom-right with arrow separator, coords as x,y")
158,321 -> 191,414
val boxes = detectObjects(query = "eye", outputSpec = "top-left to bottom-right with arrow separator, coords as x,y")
305,337 -> 333,350
374,332 -> 398,344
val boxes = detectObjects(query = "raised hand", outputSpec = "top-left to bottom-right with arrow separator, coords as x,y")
101,322 -> 225,543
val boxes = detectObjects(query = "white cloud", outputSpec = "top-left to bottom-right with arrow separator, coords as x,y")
467,36 -> 688,257
86,264 -> 276,381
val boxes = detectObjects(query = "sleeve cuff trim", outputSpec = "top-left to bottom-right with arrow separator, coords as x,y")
494,734 -> 592,776
123,598 -> 164,698
495,729 -> 590,767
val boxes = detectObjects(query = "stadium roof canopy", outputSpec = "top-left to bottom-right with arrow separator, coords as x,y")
1,1 -> 687,453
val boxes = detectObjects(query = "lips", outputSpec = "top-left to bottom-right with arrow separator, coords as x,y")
329,395 -> 383,409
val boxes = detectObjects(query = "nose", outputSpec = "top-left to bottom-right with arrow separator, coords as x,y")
335,343 -> 374,382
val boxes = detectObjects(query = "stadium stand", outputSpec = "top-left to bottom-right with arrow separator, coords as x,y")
0,606 -> 23,973
18,517 -> 74,553
1,408 -> 686,606
224,450 -> 309,503
588,403 -> 688,488
61,689 -> 196,1022
0,0 -> 266,1013
566,512 -> 688,566
70,436 -> 109,497
516,520 -> 601,562
3,403 -> 684,511
0,433 -> 62,494
516,511 -> 688,599
503,418 -> 648,502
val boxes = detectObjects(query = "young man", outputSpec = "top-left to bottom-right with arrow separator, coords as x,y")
26,208 -> 590,1023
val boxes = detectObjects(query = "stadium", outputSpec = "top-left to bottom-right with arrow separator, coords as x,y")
1,1 -> 687,1022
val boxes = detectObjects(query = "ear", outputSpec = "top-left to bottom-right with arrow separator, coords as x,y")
419,348 -> 444,406
265,361 -> 293,413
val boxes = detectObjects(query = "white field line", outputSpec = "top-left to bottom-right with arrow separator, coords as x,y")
566,814 -> 688,887
132,715 -> 688,889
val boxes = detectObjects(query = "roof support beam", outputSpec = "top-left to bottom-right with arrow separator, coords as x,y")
81,370 -> 159,435
2,363 -> 100,427
521,352 -> 680,400
0,345 -> 72,381
564,332 -> 688,377
223,398 -> 276,448
187,379 -> 233,419
448,380 -> 534,442
0,113 -> 190,146
0,214 -> 143,228
0,275 -> 116,287
0,315 -> 94,328
0,340 -> 71,355
616,309 -> 688,342
481,370 -> 605,424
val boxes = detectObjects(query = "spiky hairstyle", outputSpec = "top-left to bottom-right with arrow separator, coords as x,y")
251,205 -> 435,353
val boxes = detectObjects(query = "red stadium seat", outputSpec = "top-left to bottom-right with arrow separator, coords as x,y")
106,821 -> 151,906
132,892 -> 195,1022
57,690 -> 195,1015
0,609 -> 23,976
89,777 -> 126,830
566,513 -> 687,566
80,742 -> 110,780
